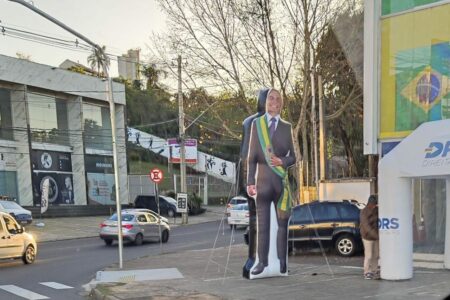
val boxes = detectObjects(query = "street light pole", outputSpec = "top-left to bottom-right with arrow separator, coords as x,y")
177,55 -> 188,224
9,0 -> 124,268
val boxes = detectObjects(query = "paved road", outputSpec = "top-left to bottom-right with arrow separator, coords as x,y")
0,220 -> 245,300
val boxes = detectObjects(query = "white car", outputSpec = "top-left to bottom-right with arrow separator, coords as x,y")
227,203 -> 249,229
226,196 -> 248,217
0,211 -> 37,264
0,200 -> 33,225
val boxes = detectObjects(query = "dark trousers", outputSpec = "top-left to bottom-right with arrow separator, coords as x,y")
256,174 -> 290,266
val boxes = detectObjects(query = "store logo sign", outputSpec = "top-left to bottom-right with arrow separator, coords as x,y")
424,141 -> 450,158
378,217 -> 399,230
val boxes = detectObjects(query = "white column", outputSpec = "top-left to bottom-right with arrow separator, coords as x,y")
379,174 -> 413,280
444,178 -> 450,268
115,104 -> 129,205
363,0 -> 380,155
67,96 -> 87,205
11,85 -> 33,206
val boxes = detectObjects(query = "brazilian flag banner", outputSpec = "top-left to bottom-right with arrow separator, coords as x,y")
395,42 -> 450,131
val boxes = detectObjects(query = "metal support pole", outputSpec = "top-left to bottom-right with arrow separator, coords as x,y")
178,55 -> 188,224
9,0 -> 124,268
106,78 -> 124,268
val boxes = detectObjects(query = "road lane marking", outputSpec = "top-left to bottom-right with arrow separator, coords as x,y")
0,285 -> 49,300
39,282 -> 73,289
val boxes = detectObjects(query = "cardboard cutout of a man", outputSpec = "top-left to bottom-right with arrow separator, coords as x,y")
240,88 -> 268,279
247,88 -> 296,278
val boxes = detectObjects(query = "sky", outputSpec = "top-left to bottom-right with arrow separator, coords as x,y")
0,0 -> 167,77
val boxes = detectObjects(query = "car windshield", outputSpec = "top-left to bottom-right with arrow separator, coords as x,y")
0,201 -> 21,209
163,197 -> 177,204
233,204 -> 248,210
109,214 -> 134,222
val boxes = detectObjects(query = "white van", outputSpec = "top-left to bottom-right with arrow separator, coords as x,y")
0,211 -> 37,264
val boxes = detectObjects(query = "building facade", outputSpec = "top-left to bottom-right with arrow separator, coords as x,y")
118,49 -> 140,82
0,54 -> 128,209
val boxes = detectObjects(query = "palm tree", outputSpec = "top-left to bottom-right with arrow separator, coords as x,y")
87,45 -> 110,77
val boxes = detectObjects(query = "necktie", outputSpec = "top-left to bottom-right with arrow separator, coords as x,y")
269,117 -> 276,138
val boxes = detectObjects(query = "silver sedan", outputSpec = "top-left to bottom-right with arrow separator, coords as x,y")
99,209 -> 170,246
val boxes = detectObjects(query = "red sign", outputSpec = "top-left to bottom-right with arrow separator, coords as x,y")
149,168 -> 164,184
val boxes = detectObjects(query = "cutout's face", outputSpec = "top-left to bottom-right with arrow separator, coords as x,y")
266,90 -> 282,116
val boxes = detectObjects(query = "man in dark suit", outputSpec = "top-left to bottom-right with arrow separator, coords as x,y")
240,88 -> 267,279
247,88 -> 296,277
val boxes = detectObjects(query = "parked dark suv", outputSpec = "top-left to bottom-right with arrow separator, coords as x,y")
288,201 -> 362,256
134,195 -> 177,218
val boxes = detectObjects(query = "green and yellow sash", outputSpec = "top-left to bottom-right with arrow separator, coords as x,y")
255,116 -> 292,212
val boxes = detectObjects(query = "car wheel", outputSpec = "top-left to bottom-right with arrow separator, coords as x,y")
104,239 -> 113,246
22,245 -> 36,264
229,224 -> 235,230
134,233 -> 144,246
167,209 -> 175,218
161,230 -> 169,243
335,234 -> 356,257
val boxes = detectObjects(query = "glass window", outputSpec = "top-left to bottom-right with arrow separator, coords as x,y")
4,215 -> 19,233
147,214 -> 157,223
326,205 -> 339,220
292,206 -> 312,224
0,89 -> 13,140
28,93 -> 68,145
83,103 -> 112,151
0,201 -> 21,210
0,171 -> 18,201
338,204 -> 360,221
110,213 -> 134,222
137,214 -> 147,222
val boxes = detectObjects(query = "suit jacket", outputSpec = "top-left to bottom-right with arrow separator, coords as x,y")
247,117 -> 296,186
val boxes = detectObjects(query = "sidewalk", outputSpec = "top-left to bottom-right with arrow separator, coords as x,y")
26,205 -> 227,243
88,244 -> 450,300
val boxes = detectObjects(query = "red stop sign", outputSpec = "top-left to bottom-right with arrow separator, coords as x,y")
149,168 -> 164,183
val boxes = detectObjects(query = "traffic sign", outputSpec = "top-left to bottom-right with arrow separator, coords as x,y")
149,168 -> 164,184
177,193 -> 188,213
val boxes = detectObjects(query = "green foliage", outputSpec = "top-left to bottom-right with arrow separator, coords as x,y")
126,85 -> 178,139
87,45 -> 110,77
67,65 -> 87,75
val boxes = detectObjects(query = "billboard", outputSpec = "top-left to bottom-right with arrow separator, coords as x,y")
168,138 -> 198,164
85,155 -> 115,205
379,3 -> 450,140
32,150 -> 74,205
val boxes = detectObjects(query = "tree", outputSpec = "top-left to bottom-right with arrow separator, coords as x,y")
87,45 -> 110,77
142,64 -> 167,90
316,9 -> 365,177
152,0 -> 357,187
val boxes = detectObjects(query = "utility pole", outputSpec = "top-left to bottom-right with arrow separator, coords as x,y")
178,55 -> 188,224
310,70 -> 319,195
9,0 -> 124,268
318,74 -> 326,181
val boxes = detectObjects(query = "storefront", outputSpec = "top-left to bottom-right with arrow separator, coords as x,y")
0,54 -> 128,210
364,0 -> 450,279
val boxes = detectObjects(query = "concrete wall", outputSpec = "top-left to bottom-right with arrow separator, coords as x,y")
10,84 -> 33,206
319,179 -> 372,204
0,55 -> 125,105
67,96 -> 87,205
